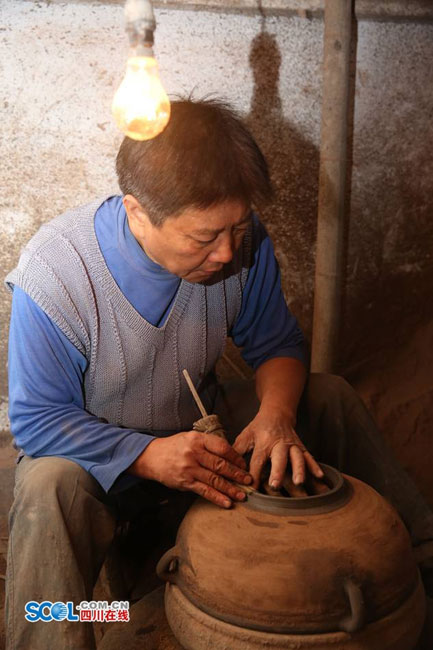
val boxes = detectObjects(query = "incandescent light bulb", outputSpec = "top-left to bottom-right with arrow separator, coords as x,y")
112,55 -> 170,141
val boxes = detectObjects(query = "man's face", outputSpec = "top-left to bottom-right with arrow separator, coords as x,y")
124,196 -> 251,283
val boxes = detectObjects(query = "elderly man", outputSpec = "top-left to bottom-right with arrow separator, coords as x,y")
5,98 -> 433,649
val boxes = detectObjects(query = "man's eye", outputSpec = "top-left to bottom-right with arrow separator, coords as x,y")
196,237 -> 216,245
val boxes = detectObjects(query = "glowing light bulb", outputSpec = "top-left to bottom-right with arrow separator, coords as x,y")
112,55 -> 170,141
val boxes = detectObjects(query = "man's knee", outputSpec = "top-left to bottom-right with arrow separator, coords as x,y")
12,456 -> 106,521
308,373 -> 353,399
305,373 -> 365,414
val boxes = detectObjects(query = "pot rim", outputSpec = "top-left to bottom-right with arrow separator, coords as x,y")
245,464 -> 353,515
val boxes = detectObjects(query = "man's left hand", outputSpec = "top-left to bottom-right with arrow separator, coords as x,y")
232,410 -> 324,490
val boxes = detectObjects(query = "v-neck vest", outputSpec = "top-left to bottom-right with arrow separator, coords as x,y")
6,197 -> 252,431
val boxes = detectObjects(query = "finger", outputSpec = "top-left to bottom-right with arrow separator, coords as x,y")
232,433 -> 252,457
290,445 -> 306,485
282,473 -> 308,497
194,468 -> 247,503
248,451 -> 267,489
268,443 -> 289,489
199,450 -> 252,485
262,481 -> 283,496
304,451 -> 324,478
190,480 -> 233,509
203,434 -> 246,469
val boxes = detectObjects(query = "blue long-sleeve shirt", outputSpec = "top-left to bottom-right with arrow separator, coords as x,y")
8,196 -> 305,492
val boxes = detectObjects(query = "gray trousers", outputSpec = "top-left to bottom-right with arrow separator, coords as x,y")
6,374 -> 433,649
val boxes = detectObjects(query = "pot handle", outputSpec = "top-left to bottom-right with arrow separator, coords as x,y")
338,579 -> 365,633
156,545 -> 180,584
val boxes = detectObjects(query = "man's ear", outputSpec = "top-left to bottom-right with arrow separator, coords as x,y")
123,194 -> 150,228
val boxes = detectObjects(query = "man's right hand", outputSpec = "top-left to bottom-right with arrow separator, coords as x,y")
128,431 -> 253,508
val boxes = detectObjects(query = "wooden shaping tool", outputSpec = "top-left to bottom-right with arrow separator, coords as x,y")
182,369 -> 255,495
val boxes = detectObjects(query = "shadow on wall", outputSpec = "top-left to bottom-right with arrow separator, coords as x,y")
245,30 -> 320,345
246,24 -> 433,382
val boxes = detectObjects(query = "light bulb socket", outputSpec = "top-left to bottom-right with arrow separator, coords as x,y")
124,0 -> 156,49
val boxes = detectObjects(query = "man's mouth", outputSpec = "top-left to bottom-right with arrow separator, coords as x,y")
199,265 -> 223,274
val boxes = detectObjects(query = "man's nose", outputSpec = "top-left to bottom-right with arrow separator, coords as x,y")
208,235 -> 234,264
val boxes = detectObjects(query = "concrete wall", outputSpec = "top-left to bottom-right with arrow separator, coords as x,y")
1,2 -> 432,498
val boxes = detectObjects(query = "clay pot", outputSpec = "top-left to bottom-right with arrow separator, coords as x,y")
157,465 -> 425,650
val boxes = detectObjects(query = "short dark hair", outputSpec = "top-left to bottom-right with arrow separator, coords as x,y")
116,97 -> 272,226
